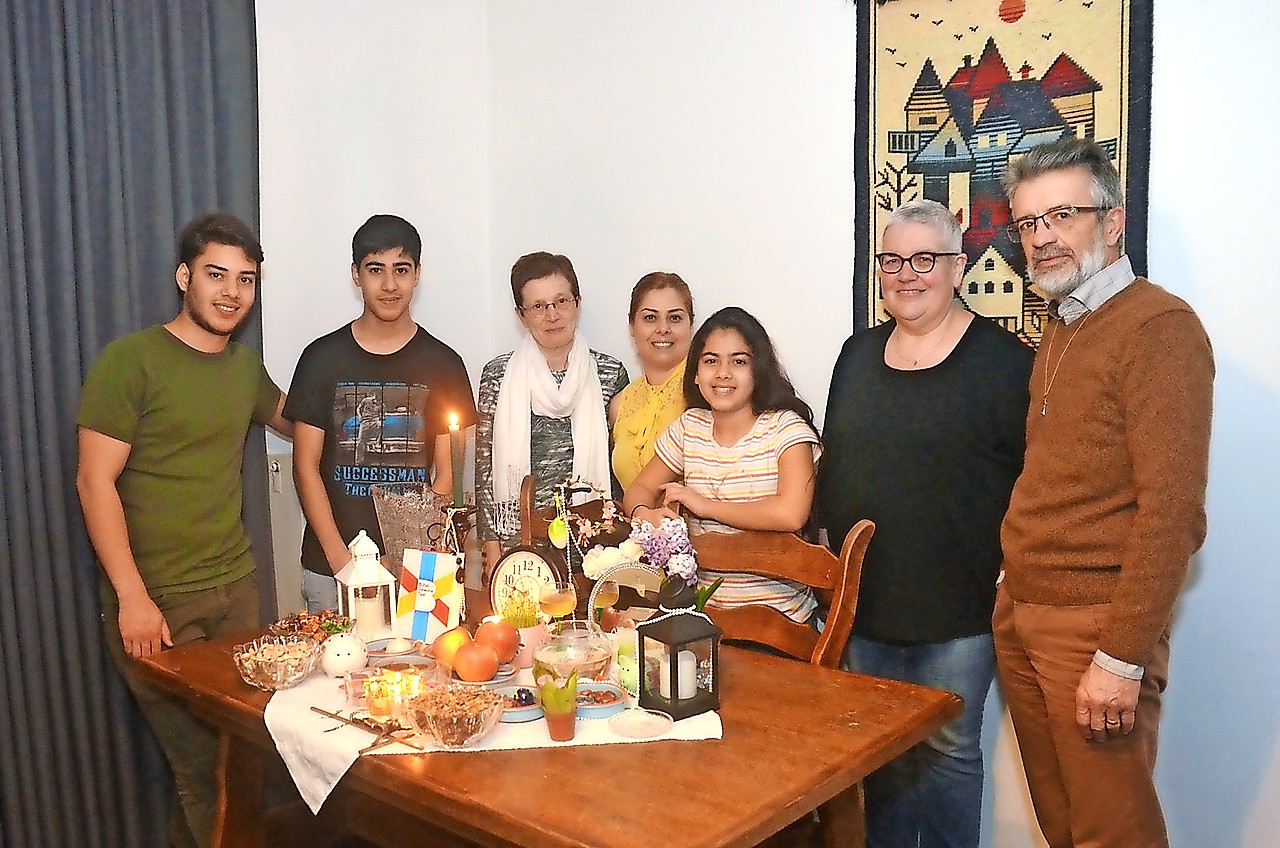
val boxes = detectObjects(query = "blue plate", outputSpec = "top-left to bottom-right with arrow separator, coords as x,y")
495,685 -> 543,723
575,681 -> 627,719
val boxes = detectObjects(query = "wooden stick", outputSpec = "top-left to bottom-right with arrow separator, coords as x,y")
309,706 -> 425,752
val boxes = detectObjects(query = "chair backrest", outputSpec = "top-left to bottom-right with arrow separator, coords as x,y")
517,474 -> 611,547
689,520 -> 874,669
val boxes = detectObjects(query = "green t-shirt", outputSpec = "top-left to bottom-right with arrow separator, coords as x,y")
77,325 -> 281,600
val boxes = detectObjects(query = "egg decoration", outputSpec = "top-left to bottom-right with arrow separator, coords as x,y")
320,631 -> 369,677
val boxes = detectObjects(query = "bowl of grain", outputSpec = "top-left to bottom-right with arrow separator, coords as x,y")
233,635 -> 322,691
403,684 -> 503,748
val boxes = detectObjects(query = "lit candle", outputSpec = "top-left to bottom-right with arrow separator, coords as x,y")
448,413 -> 463,508
659,650 -> 697,700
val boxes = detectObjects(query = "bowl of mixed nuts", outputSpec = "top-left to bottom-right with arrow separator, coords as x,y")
233,635 -> 323,690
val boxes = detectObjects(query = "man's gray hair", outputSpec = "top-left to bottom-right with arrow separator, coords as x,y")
1002,137 -> 1125,210
883,199 -> 962,252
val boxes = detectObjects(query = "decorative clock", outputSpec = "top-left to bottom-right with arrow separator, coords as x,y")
488,546 -> 563,619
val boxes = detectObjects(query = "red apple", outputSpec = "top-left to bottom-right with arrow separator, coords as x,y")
453,641 -> 499,682
432,626 -> 472,670
475,618 -> 520,664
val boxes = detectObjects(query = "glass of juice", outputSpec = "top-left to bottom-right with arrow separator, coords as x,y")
592,580 -> 620,611
538,580 -> 577,621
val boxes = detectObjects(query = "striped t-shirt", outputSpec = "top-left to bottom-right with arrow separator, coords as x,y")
653,408 -> 820,622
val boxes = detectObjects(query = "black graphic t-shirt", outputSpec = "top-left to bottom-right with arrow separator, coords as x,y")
284,324 -> 477,575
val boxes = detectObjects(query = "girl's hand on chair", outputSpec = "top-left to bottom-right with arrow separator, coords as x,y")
658,483 -> 708,518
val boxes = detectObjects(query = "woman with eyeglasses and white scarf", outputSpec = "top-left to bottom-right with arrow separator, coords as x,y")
475,252 -> 629,584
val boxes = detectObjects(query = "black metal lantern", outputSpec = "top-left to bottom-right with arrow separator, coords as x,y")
636,581 -> 721,721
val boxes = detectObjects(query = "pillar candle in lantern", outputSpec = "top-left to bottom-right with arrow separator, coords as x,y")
659,649 -> 697,700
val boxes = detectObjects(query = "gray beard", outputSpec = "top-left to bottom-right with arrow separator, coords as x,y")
1030,233 -> 1110,300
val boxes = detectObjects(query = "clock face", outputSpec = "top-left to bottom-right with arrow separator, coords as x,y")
489,547 -> 562,617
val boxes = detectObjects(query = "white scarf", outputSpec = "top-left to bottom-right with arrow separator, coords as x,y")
491,332 -> 610,506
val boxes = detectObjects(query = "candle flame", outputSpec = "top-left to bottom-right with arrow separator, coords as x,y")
448,412 -> 459,430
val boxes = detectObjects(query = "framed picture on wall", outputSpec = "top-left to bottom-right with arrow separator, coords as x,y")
853,0 -> 1153,343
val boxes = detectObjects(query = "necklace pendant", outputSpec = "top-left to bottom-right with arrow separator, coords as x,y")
1040,398 -> 1047,416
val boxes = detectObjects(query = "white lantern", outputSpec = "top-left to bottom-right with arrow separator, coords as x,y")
335,530 -> 397,642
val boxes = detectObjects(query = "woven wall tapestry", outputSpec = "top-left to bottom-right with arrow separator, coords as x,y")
854,0 -> 1152,343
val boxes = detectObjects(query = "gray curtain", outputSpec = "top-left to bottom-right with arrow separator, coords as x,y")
0,2 -> 270,847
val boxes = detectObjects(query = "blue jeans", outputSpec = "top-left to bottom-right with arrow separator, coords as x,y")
301,569 -> 339,612
843,633 -> 994,848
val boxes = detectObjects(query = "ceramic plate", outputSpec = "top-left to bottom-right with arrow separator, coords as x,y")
575,681 -> 627,719
608,708 -> 674,739
451,663 -> 516,687
495,685 -> 544,723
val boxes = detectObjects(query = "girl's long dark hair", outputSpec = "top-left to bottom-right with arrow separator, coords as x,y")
682,306 -> 818,438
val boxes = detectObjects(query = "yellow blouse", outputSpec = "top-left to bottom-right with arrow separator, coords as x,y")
610,362 -> 687,489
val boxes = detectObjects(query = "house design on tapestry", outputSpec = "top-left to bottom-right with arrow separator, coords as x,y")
882,38 -> 1118,342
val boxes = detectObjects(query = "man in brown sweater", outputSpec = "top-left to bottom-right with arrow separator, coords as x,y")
994,139 -> 1213,848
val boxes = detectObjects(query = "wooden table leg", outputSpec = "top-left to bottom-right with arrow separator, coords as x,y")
211,730 -> 266,848
819,780 -> 866,848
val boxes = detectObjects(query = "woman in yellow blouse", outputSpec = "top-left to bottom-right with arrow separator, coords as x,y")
611,272 -> 695,488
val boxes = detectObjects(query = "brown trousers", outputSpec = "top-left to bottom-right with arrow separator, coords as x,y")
992,585 -> 1170,848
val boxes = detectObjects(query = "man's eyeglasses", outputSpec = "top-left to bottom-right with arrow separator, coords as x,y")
1006,205 -> 1110,240
519,295 -> 578,317
874,251 -> 961,274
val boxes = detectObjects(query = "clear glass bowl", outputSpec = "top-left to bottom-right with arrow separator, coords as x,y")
403,685 -> 503,748
233,635 -> 323,690
532,619 -> 613,682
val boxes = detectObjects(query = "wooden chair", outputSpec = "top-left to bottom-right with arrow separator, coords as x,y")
690,521 -> 875,848
689,521 -> 873,669
517,474 -> 612,548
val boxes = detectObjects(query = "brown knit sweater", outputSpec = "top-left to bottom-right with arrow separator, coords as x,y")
1001,278 -> 1214,666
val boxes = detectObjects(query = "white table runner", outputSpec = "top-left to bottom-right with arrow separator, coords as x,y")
263,672 -> 722,813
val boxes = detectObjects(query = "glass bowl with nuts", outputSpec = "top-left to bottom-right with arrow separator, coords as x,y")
233,635 -> 323,691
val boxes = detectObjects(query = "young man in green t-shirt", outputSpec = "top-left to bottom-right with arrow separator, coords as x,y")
76,212 -> 291,848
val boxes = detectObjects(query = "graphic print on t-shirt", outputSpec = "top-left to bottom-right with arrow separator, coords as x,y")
333,380 -> 433,496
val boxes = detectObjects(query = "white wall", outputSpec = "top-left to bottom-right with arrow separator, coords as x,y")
258,3 -> 1280,846
485,1 -> 855,410
257,0 -> 492,452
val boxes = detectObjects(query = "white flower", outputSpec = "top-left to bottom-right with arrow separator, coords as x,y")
582,544 -> 624,579
618,539 -> 643,561
667,552 -> 698,584
582,545 -> 608,579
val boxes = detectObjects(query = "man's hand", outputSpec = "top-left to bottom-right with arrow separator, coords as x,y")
118,593 -> 172,658
1075,660 -> 1140,742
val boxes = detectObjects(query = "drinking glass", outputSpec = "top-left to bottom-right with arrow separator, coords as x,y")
593,580 -> 620,610
538,580 -> 577,620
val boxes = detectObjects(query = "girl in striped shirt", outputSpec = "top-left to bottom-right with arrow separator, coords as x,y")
623,306 -> 821,622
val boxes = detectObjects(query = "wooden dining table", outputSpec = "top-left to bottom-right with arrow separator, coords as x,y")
135,634 -> 961,848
